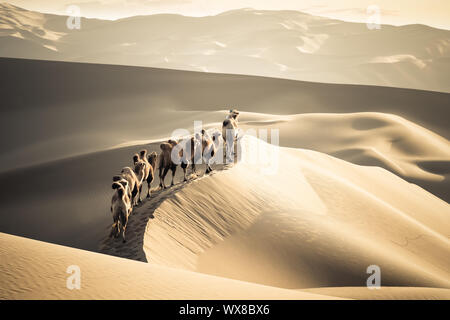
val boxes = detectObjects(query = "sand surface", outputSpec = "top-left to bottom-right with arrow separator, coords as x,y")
0,58 -> 448,299
138,139 -> 449,290
0,232 -> 340,300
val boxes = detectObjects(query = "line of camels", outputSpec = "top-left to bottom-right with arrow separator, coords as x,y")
110,109 -> 240,242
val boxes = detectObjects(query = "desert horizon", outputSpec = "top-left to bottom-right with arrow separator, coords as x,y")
0,1 -> 449,306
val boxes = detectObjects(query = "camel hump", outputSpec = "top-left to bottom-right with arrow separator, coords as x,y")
223,119 -> 230,127
160,142 -> 170,151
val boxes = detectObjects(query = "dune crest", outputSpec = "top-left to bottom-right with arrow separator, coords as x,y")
239,111 -> 450,202
143,136 -> 450,289
1,4 -> 449,92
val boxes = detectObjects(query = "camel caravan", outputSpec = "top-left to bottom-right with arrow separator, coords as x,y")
110,109 -> 240,242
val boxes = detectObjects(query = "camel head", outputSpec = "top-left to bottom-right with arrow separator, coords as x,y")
229,109 -> 239,120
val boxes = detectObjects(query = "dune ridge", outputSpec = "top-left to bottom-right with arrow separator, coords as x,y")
238,111 -> 450,202
134,137 -> 450,290
1,4 -> 449,92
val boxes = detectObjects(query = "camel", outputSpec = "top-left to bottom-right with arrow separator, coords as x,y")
201,129 -> 222,174
113,165 -> 144,207
135,149 -> 157,197
222,109 -> 240,163
110,179 -> 132,242
133,151 -> 150,199
180,133 -> 202,181
133,160 -> 147,204
145,151 -> 158,198
159,139 -> 179,189
113,167 -> 136,206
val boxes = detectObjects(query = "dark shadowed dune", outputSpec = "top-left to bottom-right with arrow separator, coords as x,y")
1,57 -> 449,152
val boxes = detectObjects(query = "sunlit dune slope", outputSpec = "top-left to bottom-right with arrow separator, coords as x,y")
144,137 -> 450,289
0,232 -> 340,300
302,287 -> 450,300
239,111 -> 450,202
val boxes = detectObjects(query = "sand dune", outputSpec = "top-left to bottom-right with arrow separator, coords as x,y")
1,139 -> 448,299
0,58 -> 449,299
1,4 -> 449,92
140,137 -> 449,289
239,112 -> 450,202
1,57 -> 449,173
302,287 -> 450,300
0,232 -> 339,299
0,58 -> 449,255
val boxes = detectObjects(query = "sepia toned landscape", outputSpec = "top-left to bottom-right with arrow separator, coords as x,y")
0,2 -> 449,300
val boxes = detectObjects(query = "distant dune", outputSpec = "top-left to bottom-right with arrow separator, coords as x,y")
1,4 -> 449,92
1,57 -> 449,172
240,112 -> 450,202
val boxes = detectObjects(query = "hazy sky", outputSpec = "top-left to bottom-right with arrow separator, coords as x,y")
4,0 -> 450,30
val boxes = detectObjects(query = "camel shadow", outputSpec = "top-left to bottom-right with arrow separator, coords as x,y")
99,161 -> 230,262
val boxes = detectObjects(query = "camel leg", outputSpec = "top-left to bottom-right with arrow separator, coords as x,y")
181,162 -> 188,182
161,167 -> 169,189
122,225 -> 127,243
131,184 -> 138,206
159,166 -> 165,188
146,176 -> 153,198
121,213 -> 128,243
206,158 -> 213,174
170,165 -> 177,186
138,184 -> 143,203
